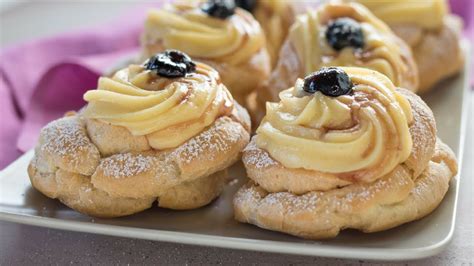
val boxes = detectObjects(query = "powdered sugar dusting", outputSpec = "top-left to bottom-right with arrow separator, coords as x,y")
239,171 -> 413,217
267,192 -> 319,215
41,117 -> 91,167
174,118 -> 242,164
234,184 -> 263,206
412,174 -> 429,196
101,153 -> 155,178
243,140 -> 276,169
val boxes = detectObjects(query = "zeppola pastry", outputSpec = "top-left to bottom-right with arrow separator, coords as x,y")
234,67 -> 457,239
353,0 -> 464,93
252,2 -> 419,125
235,0 -> 297,67
28,50 -> 251,217
141,0 -> 271,104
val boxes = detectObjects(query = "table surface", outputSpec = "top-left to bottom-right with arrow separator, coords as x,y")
0,2 -> 473,265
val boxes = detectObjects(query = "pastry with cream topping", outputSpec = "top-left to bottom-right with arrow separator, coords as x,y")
233,67 -> 457,239
352,0 -> 464,93
28,50 -> 251,218
140,0 -> 271,105
251,2 -> 419,125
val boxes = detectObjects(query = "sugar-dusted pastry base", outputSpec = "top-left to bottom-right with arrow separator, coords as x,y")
234,139 -> 457,239
28,103 -> 251,218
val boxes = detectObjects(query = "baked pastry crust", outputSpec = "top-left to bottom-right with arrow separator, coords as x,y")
234,139 -> 457,239
234,70 -> 457,239
29,103 -> 250,218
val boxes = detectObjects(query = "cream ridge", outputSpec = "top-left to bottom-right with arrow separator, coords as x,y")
83,62 -> 234,150
143,2 -> 265,65
289,2 -> 412,90
253,0 -> 293,66
353,0 -> 447,30
255,67 -> 413,183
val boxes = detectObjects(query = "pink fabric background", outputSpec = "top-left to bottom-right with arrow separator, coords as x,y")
0,0 -> 472,169
0,3 -> 162,169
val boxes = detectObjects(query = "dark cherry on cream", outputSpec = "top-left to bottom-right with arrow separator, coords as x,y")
201,0 -> 236,19
303,67 -> 353,97
144,50 -> 196,78
325,17 -> 364,51
235,0 -> 257,12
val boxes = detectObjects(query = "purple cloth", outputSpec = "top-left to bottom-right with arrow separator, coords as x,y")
450,0 -> 473,39
0,4 -> 160,169
0,1 -> 471,169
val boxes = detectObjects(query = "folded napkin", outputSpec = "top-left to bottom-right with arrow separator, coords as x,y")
0,0 -> 471,170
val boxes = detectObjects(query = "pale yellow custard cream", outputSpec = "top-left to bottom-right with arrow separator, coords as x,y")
289,2 -> 412,90
143,2 -> 265,65
256,67 -> 413,183
253,0 -> 294,66
83,62 -> 233,150
353,0 -> 447,30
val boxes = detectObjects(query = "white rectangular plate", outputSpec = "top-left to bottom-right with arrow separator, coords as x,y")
0,44 -> 470,261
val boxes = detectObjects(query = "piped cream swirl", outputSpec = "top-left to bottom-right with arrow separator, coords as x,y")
143,2 -> 265,65
289,2 -> 414,90
83,62 -> 233,150
256,67 -> 413,183
253,0 -> 294,66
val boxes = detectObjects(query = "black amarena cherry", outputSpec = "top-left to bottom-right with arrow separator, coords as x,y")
144,50 -> 196,78
325,17 -> 364,51
201,0 -> 235,19
235,0 -> 257,12
303,67 -> 353,97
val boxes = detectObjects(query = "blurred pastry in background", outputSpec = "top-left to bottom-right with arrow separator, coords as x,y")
141,0 -> 271,104
251,2 -> 418,125
235,0 -> 297,68
352,0 -> 464,93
